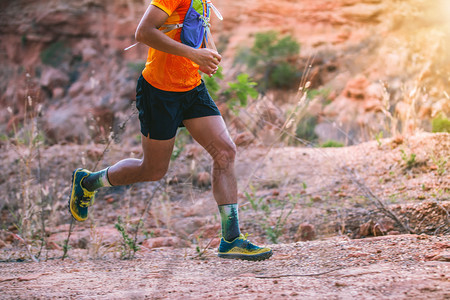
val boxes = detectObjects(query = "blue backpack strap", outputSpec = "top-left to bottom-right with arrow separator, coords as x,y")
180,0 -> 209,48
159,0 -> 222,49
124,1 -> 222,51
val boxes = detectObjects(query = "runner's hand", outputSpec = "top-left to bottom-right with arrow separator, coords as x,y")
199,65 -> 218,77
191,48 -> 221,77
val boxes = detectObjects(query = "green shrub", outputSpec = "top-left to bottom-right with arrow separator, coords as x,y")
115,216 -> 140,260
251,32 -> 300,63
321,140 -> 344,148
431,115 -> 450,133
225,73 -> 258,113
203,66 -> 224,100
295,114 -> 318,142
202,68 -> 258,115
307,88 -> 331,101
237,31 -> 301,90
40,41 -> 71,67
269,62 -> 299,89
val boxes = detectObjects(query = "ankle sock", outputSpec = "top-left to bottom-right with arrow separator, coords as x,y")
218,203 -> 241,242
81,167 -> 112,192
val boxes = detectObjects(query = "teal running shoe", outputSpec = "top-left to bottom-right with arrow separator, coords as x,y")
218,234 -> 273,261
68,168 -> 96,222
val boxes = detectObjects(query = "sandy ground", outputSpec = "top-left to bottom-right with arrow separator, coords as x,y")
0,133 -> 449,299
0,234 -> 449,299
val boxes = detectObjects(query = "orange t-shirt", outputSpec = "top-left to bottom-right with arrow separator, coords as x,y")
142,0 -> 201,92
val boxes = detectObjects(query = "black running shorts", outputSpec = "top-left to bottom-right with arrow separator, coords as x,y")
135,75 -> 221,140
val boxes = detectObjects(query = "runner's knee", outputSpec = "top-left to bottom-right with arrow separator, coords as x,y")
212,143 -> 236,169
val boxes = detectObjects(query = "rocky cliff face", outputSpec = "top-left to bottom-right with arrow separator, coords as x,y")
1,0 -> 146,144
218,0 -> 450,141
1,0 -> 449,144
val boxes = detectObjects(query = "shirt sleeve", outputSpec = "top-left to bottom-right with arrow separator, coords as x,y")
151,0 -> 184,16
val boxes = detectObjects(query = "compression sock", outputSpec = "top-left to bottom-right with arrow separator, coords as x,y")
82,167 -> 112,192
218,203 -> 241,242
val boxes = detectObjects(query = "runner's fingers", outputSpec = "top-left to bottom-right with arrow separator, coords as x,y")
213,52 -> 222,62
208,66 -> 216,74
211,58 -> 220,66
201,65 -> 214,75
201,60 -> 217,69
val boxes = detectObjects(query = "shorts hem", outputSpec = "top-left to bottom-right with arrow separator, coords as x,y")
140,130 -> 177,141
182,111 -> 221,122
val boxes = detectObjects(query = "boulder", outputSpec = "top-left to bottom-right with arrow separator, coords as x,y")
234,131 -> 255,147
295,223 -> 316,241
172,217 -> 207,237
40,67 -> 70,90
192,171 -> 211,188
321,75 -> 384,143
43,104 -> 90,144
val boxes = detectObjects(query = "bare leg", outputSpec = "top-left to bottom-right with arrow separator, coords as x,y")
183,116 -> 237,205
107,134 -> 175,186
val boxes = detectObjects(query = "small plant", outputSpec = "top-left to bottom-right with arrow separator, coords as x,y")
264,194 -> 297,244
3,81 -> 51,261
431,155 -> 448,176
244,189 -> 298,244
88,220 -> 115,259
195,245 -> 202,257
400,149 -> 417,169
194,235 -> 214,259
62,239 -> 71,260
203,66 -> 224,100
171,128 -> 190,161
203,68 -> 258,115
431,115 -> 450,133
244,191 -> 269,213
115,216 -> 140,260
225,73 -> 258,114
389,195 -> 399,204
320,140 -> 344,148
142,229 -> 154,239
375,131 -> 383,147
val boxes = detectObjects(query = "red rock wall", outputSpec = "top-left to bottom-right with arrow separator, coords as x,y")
1,0 -> 449,143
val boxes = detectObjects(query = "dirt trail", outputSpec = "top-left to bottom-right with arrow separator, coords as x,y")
1,235 -> 449,299
0,133 -> 449,299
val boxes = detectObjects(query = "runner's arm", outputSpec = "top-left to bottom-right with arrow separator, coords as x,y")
135,4 -> 221,76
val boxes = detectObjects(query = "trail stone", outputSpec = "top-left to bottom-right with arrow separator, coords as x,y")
295,223 -> 316,241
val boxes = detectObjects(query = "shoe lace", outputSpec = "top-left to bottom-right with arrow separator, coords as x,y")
240,233 -> 252,246
239,233 -> 262,249
241,239 -> 250,248
79,187 -> 96,208
79,197 -> 91,208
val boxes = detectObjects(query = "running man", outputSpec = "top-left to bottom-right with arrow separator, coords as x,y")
68,0 -> 272,261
